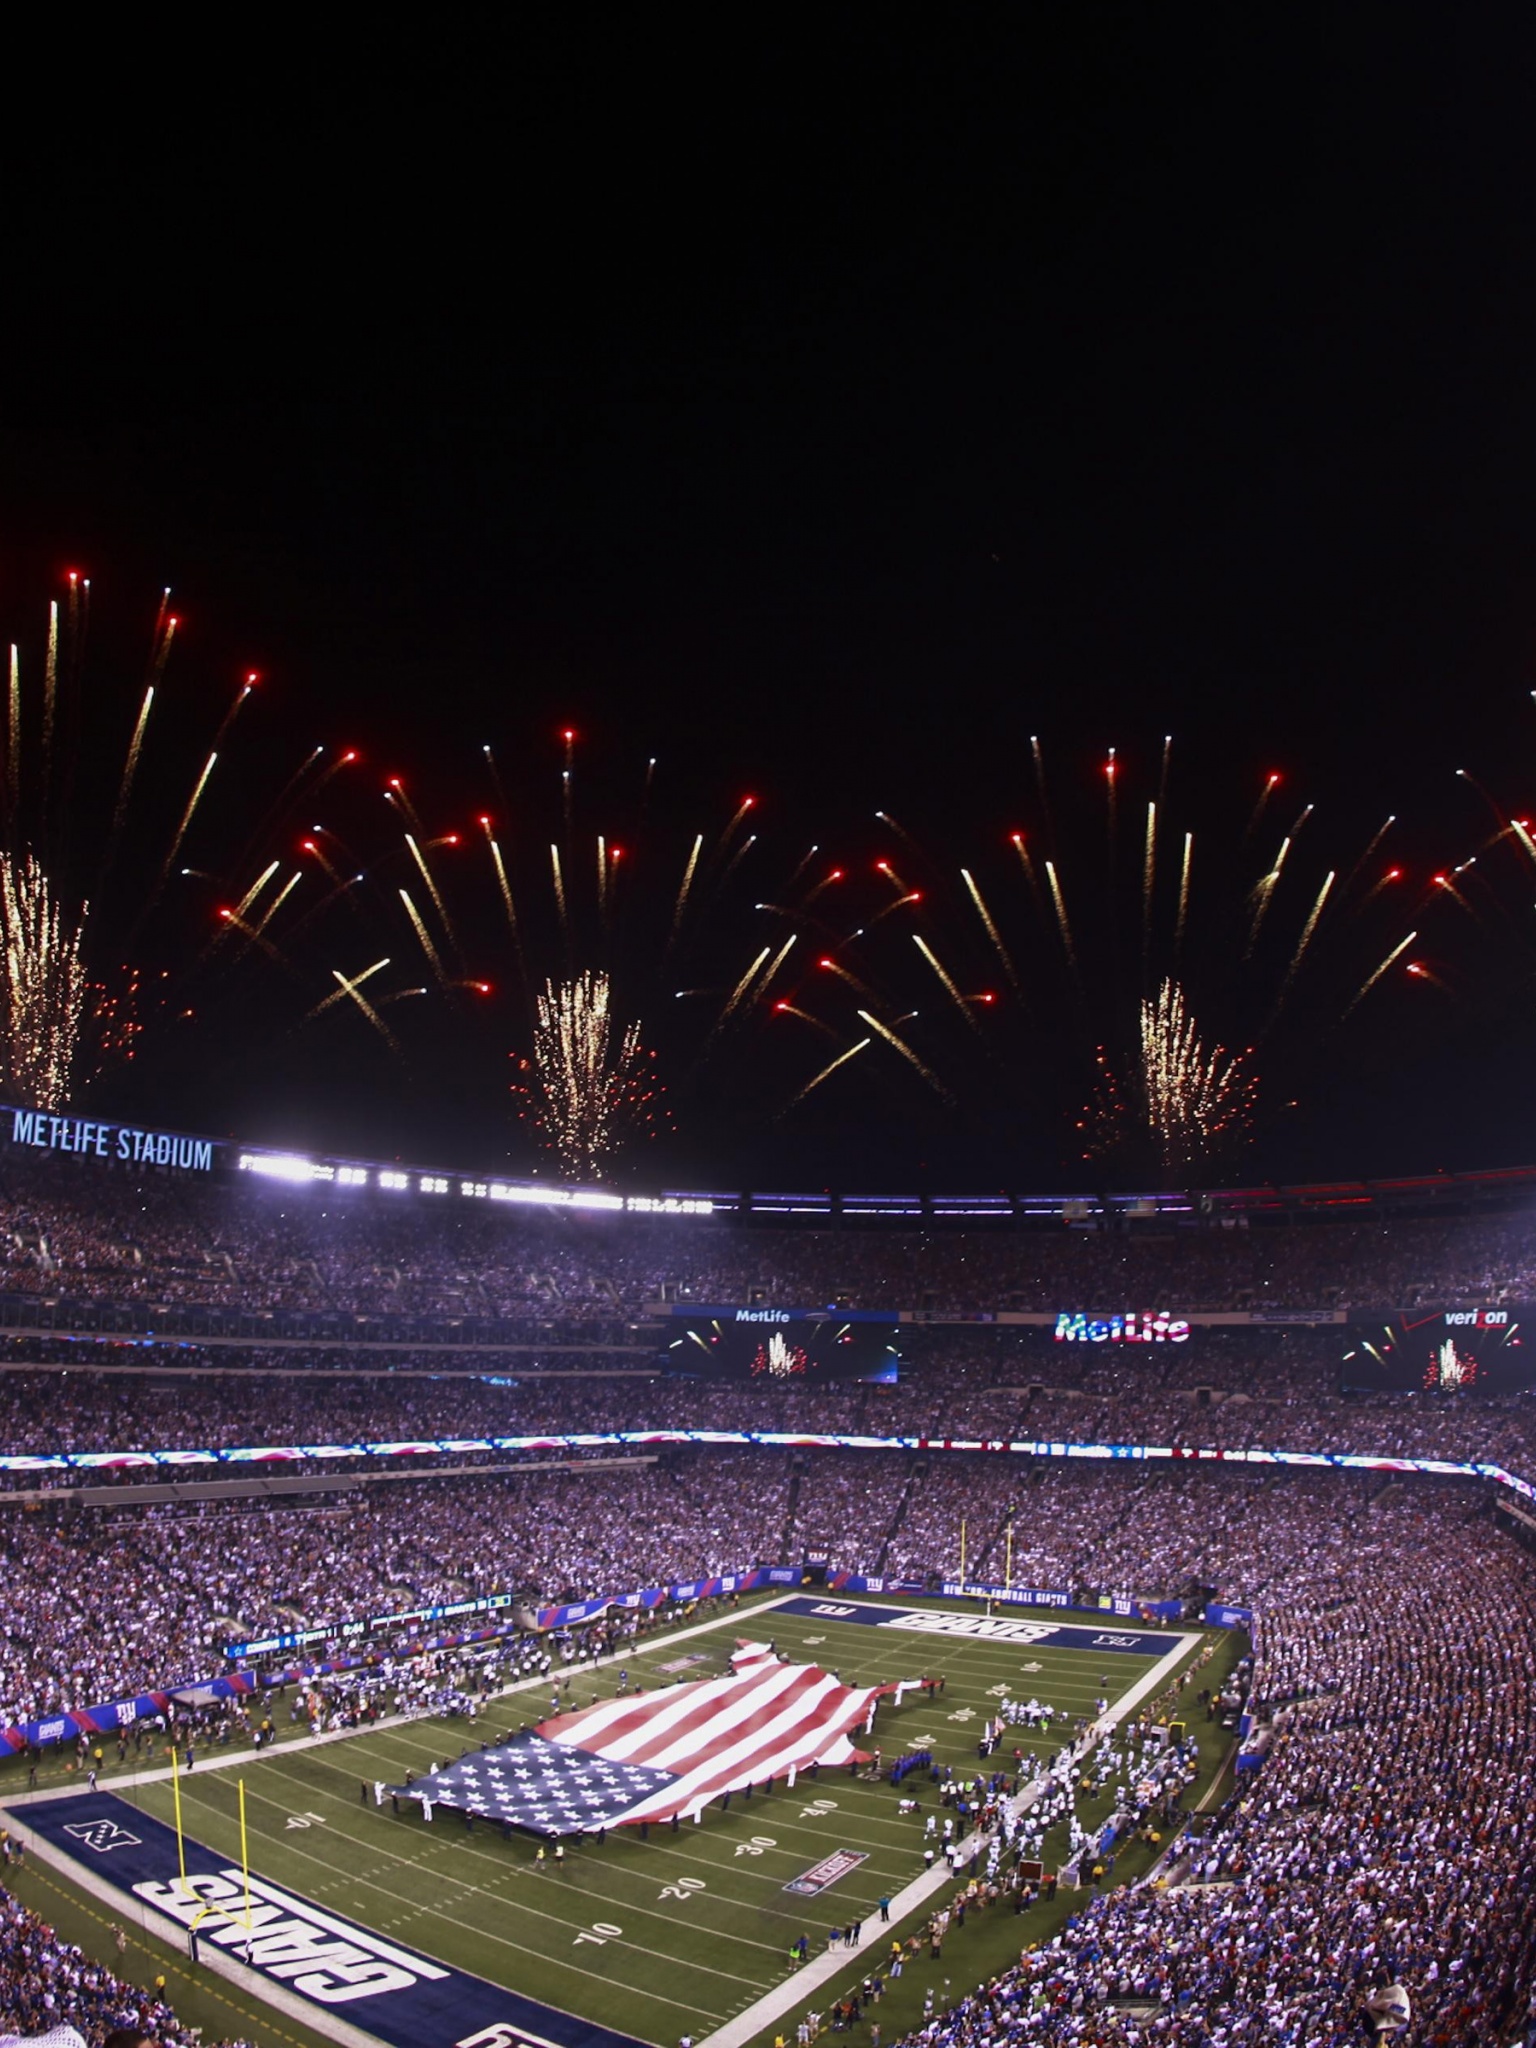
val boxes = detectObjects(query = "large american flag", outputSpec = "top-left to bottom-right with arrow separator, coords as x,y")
401,1643 -> 915,1833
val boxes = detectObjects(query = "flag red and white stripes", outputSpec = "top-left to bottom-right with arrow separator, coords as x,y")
538,1648 -> 903,1824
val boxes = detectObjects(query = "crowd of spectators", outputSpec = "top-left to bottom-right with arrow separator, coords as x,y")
9,1148 -> 1536,1322
0,1452 -> 796,1726
3,1462 -> 1529,2044
891,1482 -> 1536,2045
0,1882 -> 228,2048
0,1438 -> 1498,1726
5,1328 -> 1536,1498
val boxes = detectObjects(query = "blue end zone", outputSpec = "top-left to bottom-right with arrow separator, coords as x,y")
14,1791 -> 650,2048
775,1595 -> 1176,1656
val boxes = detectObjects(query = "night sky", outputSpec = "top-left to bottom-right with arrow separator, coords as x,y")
4,19 -> 1536,1191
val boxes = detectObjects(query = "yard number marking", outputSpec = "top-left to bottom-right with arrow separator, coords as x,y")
573,1920 -> 624,1946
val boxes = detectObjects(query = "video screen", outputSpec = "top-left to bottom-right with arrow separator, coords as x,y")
659,1316 -> 900,1383
1342,1308 -> 1531,1394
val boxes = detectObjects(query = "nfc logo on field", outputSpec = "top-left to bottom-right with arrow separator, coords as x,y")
64,1819 -> 142,1854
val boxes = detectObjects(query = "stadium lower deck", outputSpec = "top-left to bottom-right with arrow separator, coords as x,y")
1,1452 -> 1534,2043
3,1164 -> 1536,2043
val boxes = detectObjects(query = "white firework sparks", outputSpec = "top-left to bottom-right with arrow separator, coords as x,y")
0,853 -> 87,1106
521,970 -> 644,1179
1084,977 -> 1255,1174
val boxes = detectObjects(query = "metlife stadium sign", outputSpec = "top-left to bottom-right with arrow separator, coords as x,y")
8,1108 -> 214,1171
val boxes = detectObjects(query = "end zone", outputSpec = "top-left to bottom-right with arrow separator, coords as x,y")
776,1594 -> 1178,1656
8,1790 -> 648,2048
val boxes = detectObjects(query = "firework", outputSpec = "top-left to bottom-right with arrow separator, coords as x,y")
1083,978 -> 1256,1173
748,744 -> 1421,1174
0,853 -> 87,1105
515,970 -> 648,1179
0,578 -> 396,1106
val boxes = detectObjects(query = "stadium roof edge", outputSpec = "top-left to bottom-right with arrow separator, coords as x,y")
7,1103 -> 1536,1225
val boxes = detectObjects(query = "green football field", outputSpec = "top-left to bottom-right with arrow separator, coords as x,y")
102,1594 -> 1200,2048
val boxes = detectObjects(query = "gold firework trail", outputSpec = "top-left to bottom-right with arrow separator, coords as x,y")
1285,870 -> 1335,981
110,685 -> 155,844
328,962 -> 399,1050
1340,815 -> 1396,900
754,934 -> 797,1002
719,831 -> 758,890
1344,930 -> 1417,1016
718,946 -> 771,1025
913,934 -> 979,1028
161,751 -> 218,882
303,957 -> 391,1024
775,1003 -> 837,1036
670,833 -> 703,941
233,862 -> 280,920
250,870 -> 302,936
384,781 -> 425,837
399,887 -> 448,985
960,868 -> 1023,999
1175,831 -> 1193,957
485,825 -> 518,930
783,1035 -> 870,1111
785,844 -> 821,893
1246,834 -> 1291,954
856,1007 -> 949,1097
820,956 -> 878,1002
1044,859 -> 1077,968
404,833 -> 457,952
5,647 -> 18,823
1009,832 -> 1040,902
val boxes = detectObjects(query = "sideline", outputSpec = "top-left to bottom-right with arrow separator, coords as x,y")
696,1628 -> 1201,2048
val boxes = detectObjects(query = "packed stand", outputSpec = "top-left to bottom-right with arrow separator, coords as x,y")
9,1148 -> 1536,1324
0,1878 -> 243,2048
892,1482 -> 1536,2046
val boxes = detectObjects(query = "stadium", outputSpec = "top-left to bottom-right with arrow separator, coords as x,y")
11,18 -> 1536,2048
0,1115 -> 1530,2047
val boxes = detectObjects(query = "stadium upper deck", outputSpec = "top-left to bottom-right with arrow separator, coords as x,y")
4,1123 -> 1536,1330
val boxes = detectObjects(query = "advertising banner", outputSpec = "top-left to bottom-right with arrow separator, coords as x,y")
1343,1307 -> 1534,1394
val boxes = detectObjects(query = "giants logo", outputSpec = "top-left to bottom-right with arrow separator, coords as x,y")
64,1819 -> 142,1854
